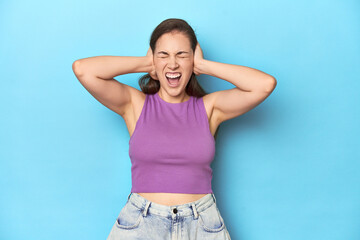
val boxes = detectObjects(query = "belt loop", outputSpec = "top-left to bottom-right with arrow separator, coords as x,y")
142,201 -> 151,217
211,193 -> 217,204
191,203 -> 198,219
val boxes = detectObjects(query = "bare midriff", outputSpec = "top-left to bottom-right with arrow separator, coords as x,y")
137,193 -> 208,206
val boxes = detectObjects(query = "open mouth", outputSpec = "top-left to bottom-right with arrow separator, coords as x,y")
166,73 -> 182,87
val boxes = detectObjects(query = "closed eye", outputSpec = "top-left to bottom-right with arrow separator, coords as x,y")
158,56 -> 187,59
157,51 -> 190,58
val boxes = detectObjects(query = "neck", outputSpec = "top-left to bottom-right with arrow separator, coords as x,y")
158,91 -> 189,103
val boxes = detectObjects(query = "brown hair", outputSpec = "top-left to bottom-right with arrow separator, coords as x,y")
138,18 -> 220,140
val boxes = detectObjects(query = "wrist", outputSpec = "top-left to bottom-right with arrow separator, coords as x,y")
135,56 -> 153,73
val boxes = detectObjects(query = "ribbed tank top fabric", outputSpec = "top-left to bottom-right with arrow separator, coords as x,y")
128,92 -> 215,194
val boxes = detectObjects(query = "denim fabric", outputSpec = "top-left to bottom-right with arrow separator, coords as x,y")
107,192 -> 231,240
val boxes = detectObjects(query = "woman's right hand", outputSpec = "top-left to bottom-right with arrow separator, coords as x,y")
146,47 -> 158,80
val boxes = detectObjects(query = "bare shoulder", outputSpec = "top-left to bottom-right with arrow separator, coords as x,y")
109,84 -> 145,118
201,92 -> 222,137
128,86 -> 146,107
202,92 -> 216,121
123,86 -> 146,137
203,87 -> 275,125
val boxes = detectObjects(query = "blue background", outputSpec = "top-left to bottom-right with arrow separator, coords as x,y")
1,0 -> 359,239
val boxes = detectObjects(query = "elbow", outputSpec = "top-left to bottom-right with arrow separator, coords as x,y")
72,60 -> 84,78
264,77 -> 277,93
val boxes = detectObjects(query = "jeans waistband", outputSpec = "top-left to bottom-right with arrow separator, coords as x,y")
126,192 -> 217,219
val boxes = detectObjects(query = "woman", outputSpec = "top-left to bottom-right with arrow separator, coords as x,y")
73,18 -> 276,240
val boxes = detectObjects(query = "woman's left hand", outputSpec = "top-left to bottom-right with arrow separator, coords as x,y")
193,42 -> 204,76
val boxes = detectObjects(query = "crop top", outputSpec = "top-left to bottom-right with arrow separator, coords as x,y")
128,92 -> 216,194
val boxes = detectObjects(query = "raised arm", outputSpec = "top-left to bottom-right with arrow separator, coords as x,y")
72,48 -> 157,117
194,43 -> 277,124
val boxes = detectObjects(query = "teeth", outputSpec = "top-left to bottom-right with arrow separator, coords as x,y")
166,73 -> 181,78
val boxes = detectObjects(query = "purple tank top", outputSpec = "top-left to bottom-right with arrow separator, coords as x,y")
128,92 -> 216,194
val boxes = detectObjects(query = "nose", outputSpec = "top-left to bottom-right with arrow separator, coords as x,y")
167,56 -> 179,69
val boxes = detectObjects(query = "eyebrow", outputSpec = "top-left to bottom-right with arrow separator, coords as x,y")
157,51 -> 190,55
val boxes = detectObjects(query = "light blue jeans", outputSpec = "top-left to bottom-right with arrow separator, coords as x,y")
107,192 -> 231,240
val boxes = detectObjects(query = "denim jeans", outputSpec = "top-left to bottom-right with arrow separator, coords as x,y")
107,192 -> 231,240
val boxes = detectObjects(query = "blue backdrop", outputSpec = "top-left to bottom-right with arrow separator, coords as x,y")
1,0 -> 359,239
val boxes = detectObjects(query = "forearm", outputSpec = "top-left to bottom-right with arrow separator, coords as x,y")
74,56 -> 152,79
195,59 -> 276,92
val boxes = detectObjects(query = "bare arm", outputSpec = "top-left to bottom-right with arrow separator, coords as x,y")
195,59 -> 276,92
73,56 -> 152,79
193,43 -> 277,124
72,50 -> 156,117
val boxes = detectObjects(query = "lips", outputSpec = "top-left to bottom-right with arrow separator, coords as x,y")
166,74 -> 181,87
165,72 -> 182,78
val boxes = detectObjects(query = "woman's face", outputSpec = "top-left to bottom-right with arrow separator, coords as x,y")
153,31 -> 194,94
